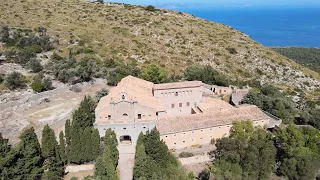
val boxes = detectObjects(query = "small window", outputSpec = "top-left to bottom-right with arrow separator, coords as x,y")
143,127 -> 146,129
174,134 -> 176,136
138,114 -> 142,119
174,143 -> 176,145
179,103 -> 182,107
201,130 -> 203,132
183,141 -> 185,143
210,128 -> 212,130
200,138 -> 203,140
122,95 -> 125,100
165,136 -> 168,137
123,113 -> 128,117
123,127 -> 126,130
192,131 -> 194,133
187,102 -> 190,106
171,104 -> 175,108
149,115 -> 151,117
108,115 -> 111,120
183,133 -> 185,135
175,92 -> 178,96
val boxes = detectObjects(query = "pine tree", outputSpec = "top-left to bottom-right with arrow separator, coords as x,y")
65,119 -> 71,163
91,128 -> 101,160
94,145 -> 119,180
104,128 -> 119,167
42,124 -> 57,158
59,131 -> 66,163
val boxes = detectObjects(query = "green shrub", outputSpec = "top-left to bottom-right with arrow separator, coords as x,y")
5,72 -> 26,90
178,152 -> 194,158
27,58 -> 43,72
31,81 -> 43,93
145,5 -> 156,11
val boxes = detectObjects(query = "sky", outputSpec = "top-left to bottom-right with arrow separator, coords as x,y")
108,0 -> 320,8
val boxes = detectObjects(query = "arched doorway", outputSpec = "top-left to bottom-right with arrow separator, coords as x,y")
120,135 -> 132,145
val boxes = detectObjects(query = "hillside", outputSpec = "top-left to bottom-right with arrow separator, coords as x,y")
272,47 -> 320,74
0,0 -> 319,92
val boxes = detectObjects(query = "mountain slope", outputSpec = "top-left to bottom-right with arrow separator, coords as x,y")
0,0 -> 319,92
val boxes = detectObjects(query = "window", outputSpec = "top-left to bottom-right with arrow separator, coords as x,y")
122,95 -> 125,100
143,127 -> 146,129
108,115 -> 111,120
174,143 -> 176,145
165,136 -> 168,137
183,141 -> 185,143
179,103 -> 182,107
171,104 -> 175,108
138,114 -> 141,119
175,92 -> 178,96
187,102 -> 190,106
194,102 -> 197,108
123,113 -> 128,117
123,127 -> 127,130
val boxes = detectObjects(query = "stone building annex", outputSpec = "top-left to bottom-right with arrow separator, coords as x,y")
94,76 -> 281,149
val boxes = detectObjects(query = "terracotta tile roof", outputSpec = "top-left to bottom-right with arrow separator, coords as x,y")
153,81 -> 202,90
96,76 -> 165,111
198,97 -> 234,112
157,105 -> 271,135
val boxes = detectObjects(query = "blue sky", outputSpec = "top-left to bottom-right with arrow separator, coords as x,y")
108,0 -> 320,8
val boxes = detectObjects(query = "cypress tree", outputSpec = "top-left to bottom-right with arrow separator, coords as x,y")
70,127 -> 81,163
133,144 -> 148,179
59,131 -> 66,163
104,128 -> 119,167
136,132 -> 145,152
94,145 -> 119,180
1,127 -> 44,179
91,128 -> 101,160
144,128 -> 169,165
42,124 -> 57,158
72,96 -> 96,129
65,119 -> 71,163
83,127 -> 92,162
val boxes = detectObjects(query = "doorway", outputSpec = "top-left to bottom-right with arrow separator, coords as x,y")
120,135 -> 132,145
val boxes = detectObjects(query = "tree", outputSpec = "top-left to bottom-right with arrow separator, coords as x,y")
83,127 -> 92,162
72,96 -> 96,129
5,71 -> 26,90
136,132 -> 145,152
42,124 -> 57,158
94,145 -> 118,180
91,129 -> 101,160
70,127 -> 81,163
213,121 -> 276,180
95,88 -> 108,102
59,131 -> 66,163
133,144 -> 148,179
1,127 -> 44,179
104,129 -> 119,168
65,119 -> 72,163
141,64 -> 166,84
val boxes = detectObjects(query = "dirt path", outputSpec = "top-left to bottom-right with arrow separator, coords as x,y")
117,145 -> 135,180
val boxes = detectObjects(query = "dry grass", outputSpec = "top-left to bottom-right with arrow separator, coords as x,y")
0,0 -> 319,90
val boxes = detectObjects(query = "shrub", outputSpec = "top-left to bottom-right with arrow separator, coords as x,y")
226,47 -> 238,54
0,74 -> 3,83
145,5 -> 156,12
31,81 -> 43,93
27,58 -> 43,72
5,72 -> 26,90
178,152 -> 194,158
210,138 -> 216,145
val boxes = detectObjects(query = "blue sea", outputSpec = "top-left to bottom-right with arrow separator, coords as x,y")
176,7 -> 320,47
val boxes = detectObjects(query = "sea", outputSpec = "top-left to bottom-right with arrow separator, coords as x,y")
174,7 -> 320,47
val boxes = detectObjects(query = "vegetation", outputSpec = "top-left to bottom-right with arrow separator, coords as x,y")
272,47 -> 320,73
212,121 -> 320,180
243,85 -> 295,123
4,71 -> 26,90
178,152 -> 194,158
141,63 -> 166,84
133,128 -> 189,180
94,128 -> 119,180
184,65 -> 230,86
